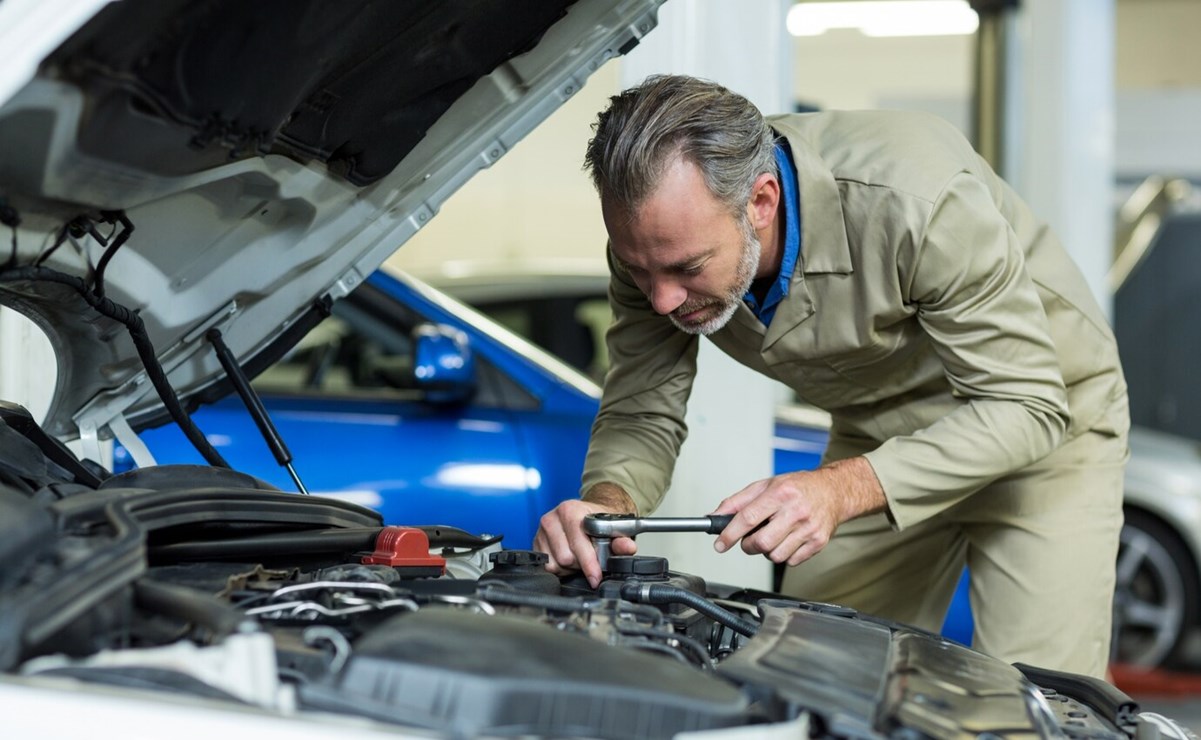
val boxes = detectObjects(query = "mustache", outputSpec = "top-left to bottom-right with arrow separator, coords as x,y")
672,299 -> 719,317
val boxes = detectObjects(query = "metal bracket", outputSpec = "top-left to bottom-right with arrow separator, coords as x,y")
108,412 -> 156,469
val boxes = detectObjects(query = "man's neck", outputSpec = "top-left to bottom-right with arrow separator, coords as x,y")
755,197 -> 786,283
748,274 -> 774,305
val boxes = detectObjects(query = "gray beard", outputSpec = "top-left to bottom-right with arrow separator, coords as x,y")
670,218 -> 762,336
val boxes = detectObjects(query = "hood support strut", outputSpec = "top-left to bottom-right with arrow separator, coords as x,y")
206,328 -> 307,494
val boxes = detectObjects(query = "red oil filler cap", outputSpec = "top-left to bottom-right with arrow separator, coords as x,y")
362,526 -> 446,577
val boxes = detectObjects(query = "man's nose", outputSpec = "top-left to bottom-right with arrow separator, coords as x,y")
648,277 -> 688,315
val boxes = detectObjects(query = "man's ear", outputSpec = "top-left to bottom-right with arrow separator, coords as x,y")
746,172 -> 780,231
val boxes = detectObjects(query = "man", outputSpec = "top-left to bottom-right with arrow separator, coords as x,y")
533,75 -> 1128,677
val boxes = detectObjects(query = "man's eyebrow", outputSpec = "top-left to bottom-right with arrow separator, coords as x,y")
664,251 -> 711,272
613,249 -> 712,274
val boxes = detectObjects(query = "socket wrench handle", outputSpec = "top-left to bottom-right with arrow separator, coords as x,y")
583,513 -> 735,538
703,514 -> 769,537
583,514 -> 750,573
705,514 -> 735,533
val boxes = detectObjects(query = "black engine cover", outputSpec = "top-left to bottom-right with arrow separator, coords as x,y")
301,607 -> 749,739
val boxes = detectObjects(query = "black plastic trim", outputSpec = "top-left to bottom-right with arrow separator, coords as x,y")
1014,662 -> 1140,730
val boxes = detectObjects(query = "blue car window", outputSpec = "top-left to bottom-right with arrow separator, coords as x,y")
255,305 -> 417,397
474,357 -> 539,411
250,282 -> 542,413
471,294 -> 612,383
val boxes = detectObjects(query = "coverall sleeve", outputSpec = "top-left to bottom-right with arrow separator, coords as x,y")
862,171 -> 1071,530
578,247 -> 699,516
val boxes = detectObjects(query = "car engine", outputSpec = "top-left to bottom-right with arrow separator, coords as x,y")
0,444 -> 1178,740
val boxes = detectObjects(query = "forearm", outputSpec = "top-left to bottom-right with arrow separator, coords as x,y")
582,255 -> 697,515
864,397 -> 1068,530
580,419 -> 683,515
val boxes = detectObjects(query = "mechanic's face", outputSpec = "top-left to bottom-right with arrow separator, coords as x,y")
604,157 -> 772,336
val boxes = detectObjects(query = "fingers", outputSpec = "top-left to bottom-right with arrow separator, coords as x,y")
712,480 -> 770,553
711,479 -> 766,517
766,524 -> 829,567
738,514 -> 793,556
730,517 -> 828,568
533,508 -> 574,574
534,500 -> 636,588
535,502 -> 584,572
570,518 -> 603,587
712,472 -> 836,566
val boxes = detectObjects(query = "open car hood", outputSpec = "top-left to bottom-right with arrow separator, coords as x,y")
0,0 -> 662,443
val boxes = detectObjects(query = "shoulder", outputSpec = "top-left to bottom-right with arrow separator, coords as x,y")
768,110 -> 985,200
768,109 -> 971,156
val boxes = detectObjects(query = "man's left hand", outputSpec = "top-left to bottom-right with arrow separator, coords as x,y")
712,456 -> 886,566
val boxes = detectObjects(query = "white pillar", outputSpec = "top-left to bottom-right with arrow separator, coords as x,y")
0,306 -> 110,465
1008,0 -> 1116,316
0,307 -> 56,423
618,0 -> 792,589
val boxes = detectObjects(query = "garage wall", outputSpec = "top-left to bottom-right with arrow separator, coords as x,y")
793,32 -> 973,124
386,63 -> 618,273
1114,0 -> 1201,180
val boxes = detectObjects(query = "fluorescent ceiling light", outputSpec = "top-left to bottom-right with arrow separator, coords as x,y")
787,0 -> 980,38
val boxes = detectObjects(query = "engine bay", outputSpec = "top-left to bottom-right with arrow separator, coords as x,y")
0,445 -> 1154,740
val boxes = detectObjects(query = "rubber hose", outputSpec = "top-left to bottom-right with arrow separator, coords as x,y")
134,578 -> 254,639
618,581 -> 760,638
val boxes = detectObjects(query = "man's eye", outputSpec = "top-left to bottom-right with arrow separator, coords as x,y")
682,264 -> 704,276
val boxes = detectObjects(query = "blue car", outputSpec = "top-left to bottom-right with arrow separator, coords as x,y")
118,268 -> 603,550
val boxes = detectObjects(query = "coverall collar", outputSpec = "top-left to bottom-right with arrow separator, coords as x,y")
724,117 -> 854,352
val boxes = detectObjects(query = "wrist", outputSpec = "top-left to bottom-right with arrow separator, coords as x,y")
825,457 -> 886,522
582,482 -> 638,515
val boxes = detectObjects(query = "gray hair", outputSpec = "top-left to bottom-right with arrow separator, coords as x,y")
583,75 -> 777,217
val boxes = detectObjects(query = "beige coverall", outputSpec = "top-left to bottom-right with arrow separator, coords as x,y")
581,110 -> 1129,677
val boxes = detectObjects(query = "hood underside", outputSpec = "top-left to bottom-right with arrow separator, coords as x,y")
42,0 -> 575,188
0,0 -> 661,441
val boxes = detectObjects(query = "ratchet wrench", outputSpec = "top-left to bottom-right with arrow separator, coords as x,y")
582,513 -> 739,571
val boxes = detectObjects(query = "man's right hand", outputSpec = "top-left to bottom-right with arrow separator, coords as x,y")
533,483 -> 639,588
